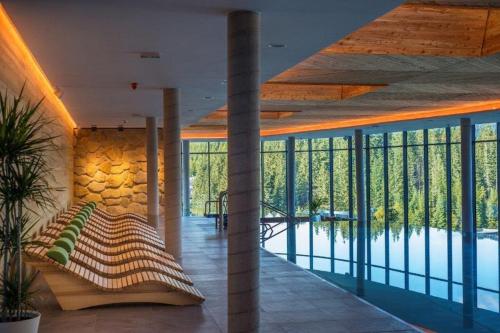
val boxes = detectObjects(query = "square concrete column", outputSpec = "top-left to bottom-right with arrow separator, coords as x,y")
163,88 -> 182,259
146,116 -> 159,229
227,10 -> 261,333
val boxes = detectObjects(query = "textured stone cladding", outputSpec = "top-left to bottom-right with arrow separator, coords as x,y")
74,128 -> 164,215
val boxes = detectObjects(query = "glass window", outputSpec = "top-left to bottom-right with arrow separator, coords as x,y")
189,153 -> 209,216
388,132 -> 404,272
262,149 -> 287,215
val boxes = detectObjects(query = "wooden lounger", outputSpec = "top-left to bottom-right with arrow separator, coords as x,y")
57,214 -> 160,239
25,247 -> 204,310
59,212 -> 157,236
36,234 -> 183,272
72,203 -> 149,224
26,204 -> 204,309
43,223 -> 165,250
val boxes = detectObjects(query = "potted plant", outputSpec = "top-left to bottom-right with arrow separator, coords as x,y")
0,87 -> 58,332
310,197 -> 326,222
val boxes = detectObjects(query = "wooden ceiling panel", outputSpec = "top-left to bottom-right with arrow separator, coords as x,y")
261,82 -> 385,101
205,109 -> 300,120
406,0 -> 500,7
483,9 -> 500,55
184,3 -> 500,139
328,4 -> 491,57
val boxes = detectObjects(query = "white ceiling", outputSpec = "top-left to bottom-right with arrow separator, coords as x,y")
3,0 -> 402,128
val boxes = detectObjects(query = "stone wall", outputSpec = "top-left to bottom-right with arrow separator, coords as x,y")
0,9 -> 74,232
74,129 -> 164,215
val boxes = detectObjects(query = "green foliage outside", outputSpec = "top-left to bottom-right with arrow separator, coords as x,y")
187,124 -> 499,233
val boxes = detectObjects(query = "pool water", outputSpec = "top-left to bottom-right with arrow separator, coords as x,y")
262,221 -> 500,330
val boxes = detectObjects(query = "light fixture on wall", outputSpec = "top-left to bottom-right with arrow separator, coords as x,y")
118,125 -> 124,132
54,86 -> 63,98
91,125 -> 97,132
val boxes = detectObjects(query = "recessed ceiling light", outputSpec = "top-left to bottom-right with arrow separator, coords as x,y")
267,43 -> 286,48
140,51 -> 160,59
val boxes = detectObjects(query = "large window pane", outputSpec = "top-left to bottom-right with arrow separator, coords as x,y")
189,153 -> 209,216
407,130 -> 425,279
262,149 -> 287,215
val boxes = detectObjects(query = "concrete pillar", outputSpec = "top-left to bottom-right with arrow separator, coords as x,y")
460,118 -> 475,328
354,129 -> 366,296
163,88 -> 182,259
146,117 -> 159,229
182,140 -> 190,216
227,10 -> 260,333
286,137 -> 296,263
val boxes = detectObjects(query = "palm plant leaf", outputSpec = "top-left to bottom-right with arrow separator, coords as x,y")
0,86 -> 61,320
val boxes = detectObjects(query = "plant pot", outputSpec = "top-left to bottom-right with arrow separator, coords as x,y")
310,214 -> 321,222
0,311 -> 40,333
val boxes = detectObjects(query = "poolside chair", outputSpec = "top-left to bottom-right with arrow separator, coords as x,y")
25,202 -> 204,310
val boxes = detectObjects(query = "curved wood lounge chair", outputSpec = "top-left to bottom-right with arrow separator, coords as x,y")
43,222 -> 165,249
57,213 -> 161,239
64,208 -> 160,238
35,235 -> 184,274
67,206 -> 154,228
26,203 -> 204,309
25,247 -> 204,310
72,203 -> 149,224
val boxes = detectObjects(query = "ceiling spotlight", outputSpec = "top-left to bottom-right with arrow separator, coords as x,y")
267,43 -> 286,48
140,51 -> 160,59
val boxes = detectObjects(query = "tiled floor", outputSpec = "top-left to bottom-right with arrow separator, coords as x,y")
35,217 -> 418,333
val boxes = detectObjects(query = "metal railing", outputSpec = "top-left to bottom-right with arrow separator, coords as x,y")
205,191 -> 356,242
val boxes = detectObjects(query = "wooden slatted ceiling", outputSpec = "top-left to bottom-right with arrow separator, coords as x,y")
261,83 -> 385,101
329,5 -> 491,57
484,9 -> 500,55
183,2 -> 500,139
